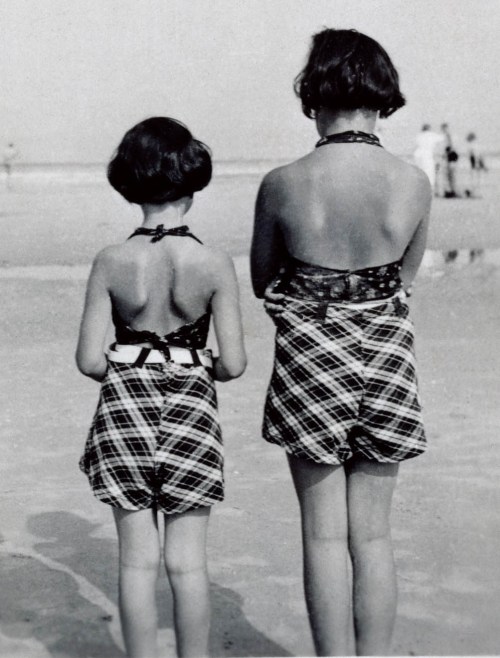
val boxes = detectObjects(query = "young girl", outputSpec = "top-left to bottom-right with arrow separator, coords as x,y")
76,117 -> 246,658
251,29 -> 431,656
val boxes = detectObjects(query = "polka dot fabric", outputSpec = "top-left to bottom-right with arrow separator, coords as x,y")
281,257 -> 404,304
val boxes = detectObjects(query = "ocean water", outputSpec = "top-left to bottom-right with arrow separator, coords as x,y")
8,153 -> 500,185
1,159 -> 499,266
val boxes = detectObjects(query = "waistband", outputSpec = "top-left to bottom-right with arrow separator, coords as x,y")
276,260 -> 403,304
107,344 -> 213,369
264,286 -> 409,322
321,289 -> 407,309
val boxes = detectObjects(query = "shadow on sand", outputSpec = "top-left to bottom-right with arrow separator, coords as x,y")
0,511 -> 291,657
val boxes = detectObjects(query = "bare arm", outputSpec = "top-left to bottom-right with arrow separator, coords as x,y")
250,171 -> 287,298
210,253 -> 247,382
75,250 -> 112,382
400,175 -> 432,291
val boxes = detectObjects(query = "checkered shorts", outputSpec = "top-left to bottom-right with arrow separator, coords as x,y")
80,361 -> 223,515
263,290 -> 426,464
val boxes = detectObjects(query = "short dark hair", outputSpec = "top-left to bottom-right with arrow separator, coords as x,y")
294,28 -> 405,119
107,117 -> 212,205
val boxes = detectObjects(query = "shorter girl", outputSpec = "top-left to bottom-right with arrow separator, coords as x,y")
76,117 -> 246,658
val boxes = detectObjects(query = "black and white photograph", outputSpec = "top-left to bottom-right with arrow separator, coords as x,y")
1,1 -> 499,656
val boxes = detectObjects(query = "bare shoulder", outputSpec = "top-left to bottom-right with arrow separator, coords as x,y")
257,157 -> 308,207
199,246 -> 236,279
89,244 -> 121,273
394,154 -> 430,184
89,241 -> 142,283
93,242 -> 131,266
389,153 -> 432,202
258,164 -> 287,198
262,155 -> 311,187
190,247 -> 237,297
260,162 -> 288,186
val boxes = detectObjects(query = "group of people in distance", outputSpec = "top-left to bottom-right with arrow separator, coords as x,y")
76,28 -> 431,657
413,122 -> 487,199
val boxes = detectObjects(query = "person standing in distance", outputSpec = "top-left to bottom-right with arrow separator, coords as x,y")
440,123 -> 459,198
413,124 -> 443,195
3,142 -> 18,190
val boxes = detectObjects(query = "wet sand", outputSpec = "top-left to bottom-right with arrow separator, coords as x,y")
1,170 -> 499,656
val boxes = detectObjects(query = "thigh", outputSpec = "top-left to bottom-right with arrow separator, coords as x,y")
163,507 -> 211,571
287,454 -> 348,540
113,507 -> 160,567
346,459 -> 399,542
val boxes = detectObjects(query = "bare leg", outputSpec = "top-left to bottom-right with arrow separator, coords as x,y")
163,507 -> 211,658
113,508 -> 161,658
346,458 -> 399,656
288,454 -> 351,656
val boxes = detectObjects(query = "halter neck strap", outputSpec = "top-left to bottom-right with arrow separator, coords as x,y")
128,224 -> 203,244
316,130 -> 382,149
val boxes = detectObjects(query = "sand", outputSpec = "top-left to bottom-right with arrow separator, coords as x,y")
0,169 -> 499,657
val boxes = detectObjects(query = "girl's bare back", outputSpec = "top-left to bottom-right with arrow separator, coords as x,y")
103,233 -> 220,335
268,143 -> 430,270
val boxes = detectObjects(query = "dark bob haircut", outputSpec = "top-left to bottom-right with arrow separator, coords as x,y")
107,117 -> 212,205
294,28 -> 405,119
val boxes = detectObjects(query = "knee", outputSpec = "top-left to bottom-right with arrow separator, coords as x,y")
119,545 -> 160,572
303,519 -> 348,545
164,550 -> 207,578
348,523 -> 391,554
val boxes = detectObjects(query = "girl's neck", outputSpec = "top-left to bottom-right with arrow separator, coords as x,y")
141,196 -> 193,229
315,108 -> 378,138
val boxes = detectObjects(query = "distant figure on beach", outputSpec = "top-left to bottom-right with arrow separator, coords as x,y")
440,123 -> 459,197
464,131 -> 487,198
3,142 -> 18,189
76,117 -> 246,657
465,132 -> 487,261
252,28 -> 431,656
413,124 -> 443,194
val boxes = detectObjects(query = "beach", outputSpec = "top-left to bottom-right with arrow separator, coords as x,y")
1,166 -> 500,657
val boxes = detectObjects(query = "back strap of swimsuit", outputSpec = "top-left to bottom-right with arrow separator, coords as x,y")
315,130 -> 383,149
128,224 -> 203,244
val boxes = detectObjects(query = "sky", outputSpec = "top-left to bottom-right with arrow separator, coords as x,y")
1,0 -> 499,163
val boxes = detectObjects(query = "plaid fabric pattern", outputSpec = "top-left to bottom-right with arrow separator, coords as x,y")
80,361 -> 223,515
263,290 -> 426,464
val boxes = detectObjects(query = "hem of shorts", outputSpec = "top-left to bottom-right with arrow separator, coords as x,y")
263,433 -> 427,465
263,433 -> 345,465
86,487 -> 224,516
353,448 -> 427,464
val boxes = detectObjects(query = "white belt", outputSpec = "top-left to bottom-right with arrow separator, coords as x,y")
107,344 -> 213,369
330,290 -> 407,310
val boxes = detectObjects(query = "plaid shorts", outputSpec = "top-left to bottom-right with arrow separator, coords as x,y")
263,290 -> 426,464
80,361 -> 223,515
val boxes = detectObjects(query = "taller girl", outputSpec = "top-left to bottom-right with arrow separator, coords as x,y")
251,29 -> 431,656
77,117 -> 246,657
